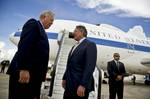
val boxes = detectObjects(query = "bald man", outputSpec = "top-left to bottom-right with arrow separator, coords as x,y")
107,53 -> 126,99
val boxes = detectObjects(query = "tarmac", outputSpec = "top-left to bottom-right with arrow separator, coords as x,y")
0,72 -> 150,99
101,79 -> 150,99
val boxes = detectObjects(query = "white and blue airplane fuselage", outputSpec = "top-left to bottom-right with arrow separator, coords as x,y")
10,19 -> 150,76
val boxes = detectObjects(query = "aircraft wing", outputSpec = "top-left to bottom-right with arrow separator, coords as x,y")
121,53 -> 150,67
141,58 -> 150,67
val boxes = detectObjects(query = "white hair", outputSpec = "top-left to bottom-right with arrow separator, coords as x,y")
40,10 -> 54,19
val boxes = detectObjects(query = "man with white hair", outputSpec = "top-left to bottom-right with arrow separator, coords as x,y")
7,10 -> 54,99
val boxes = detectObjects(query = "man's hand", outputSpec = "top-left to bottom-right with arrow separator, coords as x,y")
62,80 -> 66,89
18,70 -> 30,84
77,85 -> 85,97
116,75 -> 122,81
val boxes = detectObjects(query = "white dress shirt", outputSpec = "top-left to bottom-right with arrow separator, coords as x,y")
71,37 -> 86,55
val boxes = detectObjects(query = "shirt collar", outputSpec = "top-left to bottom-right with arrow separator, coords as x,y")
78,37 -> 86,44
114,60 -> 119,63
39,20 -> 45,29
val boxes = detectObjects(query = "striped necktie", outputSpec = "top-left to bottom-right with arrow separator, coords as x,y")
117,61 -> 120,70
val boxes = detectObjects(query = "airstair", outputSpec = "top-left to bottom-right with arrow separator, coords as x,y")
44,30 -> 102,99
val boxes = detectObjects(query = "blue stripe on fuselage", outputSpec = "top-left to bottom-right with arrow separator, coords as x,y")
88,37 -> 150,52
14,32 -> 58,39
14,32 -> 150,52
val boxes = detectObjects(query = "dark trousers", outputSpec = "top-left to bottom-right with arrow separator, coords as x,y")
63,90 -> 89,99
1,66 -> 5,73
8,73 -> 42,99
109,82 -> 124,99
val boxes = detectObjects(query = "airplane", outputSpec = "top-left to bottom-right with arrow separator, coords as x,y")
9,19 -> 150,84
0,49 -> 6,62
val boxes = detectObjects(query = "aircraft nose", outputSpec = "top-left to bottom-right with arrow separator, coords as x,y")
9,32 -> 21,45
9,32 -> 16,43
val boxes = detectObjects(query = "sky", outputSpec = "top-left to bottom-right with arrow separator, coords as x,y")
0,0 -> 150,59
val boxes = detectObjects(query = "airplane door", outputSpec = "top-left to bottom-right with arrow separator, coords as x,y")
125,38 -> 135,54
127,43 -> 135,53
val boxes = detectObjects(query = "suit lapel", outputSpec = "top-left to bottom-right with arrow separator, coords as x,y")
37,21 -> 49,49
37,21 -> 46,36
68,45 -> 75,58
70,39 -> 87,58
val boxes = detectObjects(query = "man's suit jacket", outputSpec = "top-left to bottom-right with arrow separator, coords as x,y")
7,18 -> 49,81
107,60 -> 126,83
63,39 -> 97,94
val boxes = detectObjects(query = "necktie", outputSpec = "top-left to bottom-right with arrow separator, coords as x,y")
117,61 -> 120,71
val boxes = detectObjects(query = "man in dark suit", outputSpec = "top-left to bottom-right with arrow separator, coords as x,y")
1,60 -> 8,73
6,10 -> 54,99
107,53 -> 126,99
62,25 -> 97,99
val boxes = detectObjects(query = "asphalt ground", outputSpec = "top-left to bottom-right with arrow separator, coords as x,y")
0,72 -> 150,99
